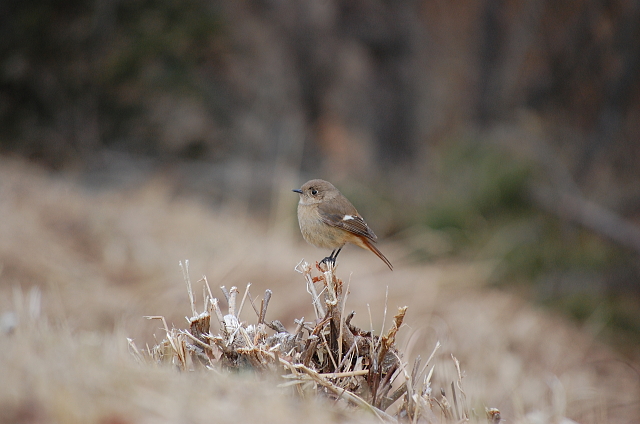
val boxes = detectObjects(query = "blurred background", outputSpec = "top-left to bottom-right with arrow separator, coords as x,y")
3,0 -> 639,353
1,1 -> 640,420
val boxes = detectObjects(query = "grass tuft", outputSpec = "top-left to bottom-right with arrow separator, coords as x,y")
131,260 -> 501,423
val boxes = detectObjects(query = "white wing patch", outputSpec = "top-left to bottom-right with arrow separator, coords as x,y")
343,215 -> 356,221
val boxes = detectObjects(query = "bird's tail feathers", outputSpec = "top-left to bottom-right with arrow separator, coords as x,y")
362,238 -> 393,270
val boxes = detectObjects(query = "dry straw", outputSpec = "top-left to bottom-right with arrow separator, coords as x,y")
130,259 -> 501,423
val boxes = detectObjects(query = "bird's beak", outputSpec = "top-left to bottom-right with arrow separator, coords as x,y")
292,189 -> 303,194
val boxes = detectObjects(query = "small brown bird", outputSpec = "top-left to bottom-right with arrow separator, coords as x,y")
293,179 -> 392,270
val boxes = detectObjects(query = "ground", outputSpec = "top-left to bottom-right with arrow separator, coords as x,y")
0,157 -> 637,424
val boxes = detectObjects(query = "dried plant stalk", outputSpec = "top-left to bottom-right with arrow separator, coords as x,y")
130,260 -> 499,423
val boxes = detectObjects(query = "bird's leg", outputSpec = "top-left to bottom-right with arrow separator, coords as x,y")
320,249 -> 337,266
320,247 -> 343,267
331,247 -> 343,262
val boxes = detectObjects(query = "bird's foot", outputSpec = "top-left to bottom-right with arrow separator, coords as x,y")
318,256 -> 336,271
320,256 -> 335,266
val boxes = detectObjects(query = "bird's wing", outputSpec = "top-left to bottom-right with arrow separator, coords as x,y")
318,201 -> 378,242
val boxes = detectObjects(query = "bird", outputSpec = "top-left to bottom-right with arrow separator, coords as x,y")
293,179 -> 392,270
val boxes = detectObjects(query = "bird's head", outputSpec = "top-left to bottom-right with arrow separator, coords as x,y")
293,179 -> 339,205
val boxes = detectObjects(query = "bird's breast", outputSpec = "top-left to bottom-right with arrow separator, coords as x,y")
297,203 -> 346,249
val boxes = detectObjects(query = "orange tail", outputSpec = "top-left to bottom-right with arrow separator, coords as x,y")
361,238 -> 393,270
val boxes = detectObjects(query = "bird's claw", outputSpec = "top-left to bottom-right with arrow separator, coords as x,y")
320,256 -> 335,266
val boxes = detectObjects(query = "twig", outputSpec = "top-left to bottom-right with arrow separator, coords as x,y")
144,316 -> 176,351
296,259 -> 325,319
237,283 -> 252,318
319,330 -> 339,371
180,260 -> 197,317
292,364 -> 396,423
323,261 -> 338,306
418,341 -> 441,380
381,286 -> 389,342
367,304 -> 374,337
211,298 -> 225,330
451,354 -> 468,420
302,335 -> 319,366
228,286 -> 238,316
318,370 -> 369,378
127,338 -> 144,364
451,381 -> 459,421
220,286 -> 230,303
338,276 -> 351,365
203,276 -> 214,305
338,339 -> 357,372
246,292 -> 261,318
259,289 -> 272,324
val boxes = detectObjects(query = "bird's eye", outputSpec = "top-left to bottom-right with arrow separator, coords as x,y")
311,189 -> 318,195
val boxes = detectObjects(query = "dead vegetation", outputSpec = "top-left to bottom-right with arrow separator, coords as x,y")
130,259 -> 500,423
1,158 -> 639,424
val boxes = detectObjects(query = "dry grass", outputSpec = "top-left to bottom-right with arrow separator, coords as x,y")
0,157 -> 638,423
131,259 -> 486,423
1,287 -> 371,424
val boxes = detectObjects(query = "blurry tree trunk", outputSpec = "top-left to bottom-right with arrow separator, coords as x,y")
575,3 -> 640,183
476,0 -> 506,126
